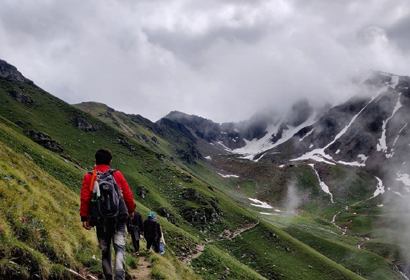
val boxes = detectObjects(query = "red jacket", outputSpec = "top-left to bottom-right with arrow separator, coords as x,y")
80,164 -> 135,221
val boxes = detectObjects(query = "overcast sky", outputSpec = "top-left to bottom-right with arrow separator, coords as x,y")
1,0 -> 410,123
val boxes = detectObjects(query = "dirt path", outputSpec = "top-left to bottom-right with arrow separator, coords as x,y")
182,220 -> 260,265
128,255 -> 152,280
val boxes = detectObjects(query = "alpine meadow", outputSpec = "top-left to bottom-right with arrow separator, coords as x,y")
1,58 -> 410,280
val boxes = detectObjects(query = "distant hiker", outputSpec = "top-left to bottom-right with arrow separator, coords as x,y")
127,210 -> 144,256
80,148 -> 136,280
152,214 -> 164,254
158,223 -> 165,254
143,212 -> 160,252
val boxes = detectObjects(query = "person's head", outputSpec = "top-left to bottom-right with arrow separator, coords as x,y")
95,148 -> 113,165
148,211 -> 154,219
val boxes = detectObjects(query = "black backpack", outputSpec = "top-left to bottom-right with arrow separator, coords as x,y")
90,169 -> 127,225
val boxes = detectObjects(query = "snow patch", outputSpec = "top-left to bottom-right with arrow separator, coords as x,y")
218,173 -> 239,178
248,198 -> 273,209
291,89 -> 384,165
377,93 -> 402,154
259,212 -> 278,216
299,128 -> 314,142
358,154 -> 368,163
372,177 -> 385,198
216,141 -> 232,152
309,164 -> 334,203
233,113 -> 317,161
336,160 -> 365,167
205,156 -> 212,160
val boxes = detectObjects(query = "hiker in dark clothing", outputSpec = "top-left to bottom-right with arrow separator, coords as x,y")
127,210 -> 144,256
143,212 -> 160,252
152,215 -> 162,252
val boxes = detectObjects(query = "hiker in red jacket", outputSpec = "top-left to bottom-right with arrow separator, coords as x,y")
80,148 -> 135,280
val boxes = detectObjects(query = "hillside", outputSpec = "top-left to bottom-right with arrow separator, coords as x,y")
0,58 -> 408,279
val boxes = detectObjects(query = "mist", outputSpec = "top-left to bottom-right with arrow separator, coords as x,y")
1,1 -> 410,123
285,181 -> 302,215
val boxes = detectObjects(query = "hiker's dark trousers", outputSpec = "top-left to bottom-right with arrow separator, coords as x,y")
130,229 -> 140,253
97,220 -> 126,280
145,236 -> 159,252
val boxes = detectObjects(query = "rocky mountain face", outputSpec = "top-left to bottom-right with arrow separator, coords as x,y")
162,99 -> 323,156
259,72 -> 410,190
160,71 -> 410,198
0,59 -> 34,84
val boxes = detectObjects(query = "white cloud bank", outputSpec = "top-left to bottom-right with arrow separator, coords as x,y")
1,0 -> 410,122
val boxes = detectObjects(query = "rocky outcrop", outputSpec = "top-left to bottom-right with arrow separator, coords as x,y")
27,130 -> 63,153
156,207 -> 179,225
75,117 -> 102,132
180,188 -> 223,228
136,186 -> 149,198
0,59 -> 34,84
117,136 -> 136,151
7,90 -> 34,104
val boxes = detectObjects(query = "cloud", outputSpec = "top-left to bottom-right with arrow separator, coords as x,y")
0,0 -> 409,123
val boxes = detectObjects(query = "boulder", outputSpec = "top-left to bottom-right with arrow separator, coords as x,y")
27,130 -> 63,153
75,117 -> 101,132
7,90 -> 34,104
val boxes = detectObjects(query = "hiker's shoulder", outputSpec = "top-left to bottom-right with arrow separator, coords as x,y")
112,169 -> 126,179
83,172 -> 93,180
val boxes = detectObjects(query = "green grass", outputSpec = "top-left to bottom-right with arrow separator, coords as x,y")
215,221 -> 367,280
191,244 -> 267,280
0,139 -> 99,279
283,226 -> 403,280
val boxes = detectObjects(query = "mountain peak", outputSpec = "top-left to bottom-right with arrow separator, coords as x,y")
0,59 -> 34,84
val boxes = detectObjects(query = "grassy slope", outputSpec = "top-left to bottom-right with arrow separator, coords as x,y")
215,221 -> 367,280
0,122 -> 98,279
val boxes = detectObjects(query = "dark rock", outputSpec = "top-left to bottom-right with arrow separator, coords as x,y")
7,90 -> 34,104
182,188 -> 204,202
117,136 -> 135,151
136,186 -> 148,198
15,121 -> 25,127
180,206 -> 219,225
27,130 -> 63,153
0,59 -> 34,84
75,117 -> 102,132
156,153 -> 166,161
156,207 -> 179,225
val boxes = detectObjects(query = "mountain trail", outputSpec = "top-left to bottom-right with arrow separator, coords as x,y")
128,255 -> 152,279
182,220 -> 260,265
